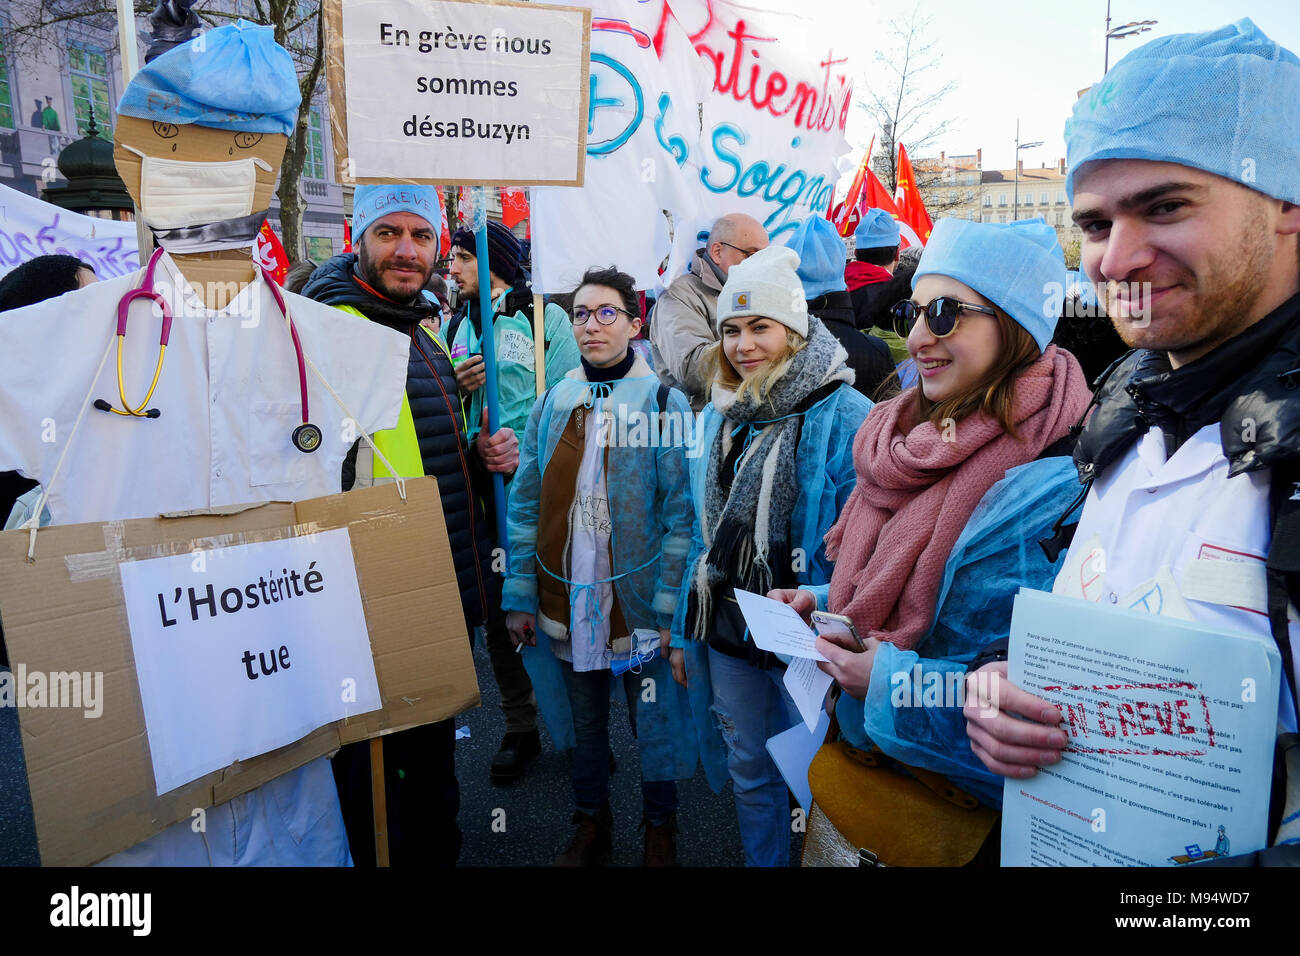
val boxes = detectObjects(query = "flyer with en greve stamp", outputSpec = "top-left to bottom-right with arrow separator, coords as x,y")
1000,589 -> 1279,866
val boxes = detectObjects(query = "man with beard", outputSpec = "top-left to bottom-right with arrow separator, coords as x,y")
963,19 -> 1300,857
303,185 -> 519,865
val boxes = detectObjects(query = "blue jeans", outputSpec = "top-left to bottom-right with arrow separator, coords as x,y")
560,662 -> 678,824
707,647 -> 801,866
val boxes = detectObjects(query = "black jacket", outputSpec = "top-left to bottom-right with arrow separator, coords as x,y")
808,291 -> 894,399
1074,292 -> 1300,485
1071,293 -> 1300,841
302,254 -> 497,629
849,269 -> 913,335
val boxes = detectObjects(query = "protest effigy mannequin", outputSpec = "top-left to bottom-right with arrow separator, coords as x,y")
113,115 -> 283,308
0,16 -> 410,865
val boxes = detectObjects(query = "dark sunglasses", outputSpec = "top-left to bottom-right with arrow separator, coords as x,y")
890,297 -> 998,338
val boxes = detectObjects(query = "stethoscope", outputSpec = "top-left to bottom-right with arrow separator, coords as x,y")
94,247 -> 323,454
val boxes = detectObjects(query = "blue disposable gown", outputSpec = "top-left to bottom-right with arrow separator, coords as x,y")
830,457 -> 1080,807
455,294 -> 581,445
501,371 -> 699,782
671,383 -> 873,791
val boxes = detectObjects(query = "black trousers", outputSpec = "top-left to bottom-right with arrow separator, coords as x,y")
483,603 -> 538,733
331,718 -> 461,867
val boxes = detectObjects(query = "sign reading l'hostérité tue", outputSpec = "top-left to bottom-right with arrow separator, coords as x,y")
118,527 -> 381,795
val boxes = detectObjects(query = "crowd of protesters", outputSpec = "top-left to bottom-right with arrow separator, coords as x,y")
2,16 -> 1298,870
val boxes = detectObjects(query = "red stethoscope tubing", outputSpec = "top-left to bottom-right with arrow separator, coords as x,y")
106,248 -> 310,426
262,262 -> 310,425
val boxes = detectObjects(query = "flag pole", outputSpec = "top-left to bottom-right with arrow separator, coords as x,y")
116,0 -> 153,263
835,135 -> 875,236
471,187 -> 509,551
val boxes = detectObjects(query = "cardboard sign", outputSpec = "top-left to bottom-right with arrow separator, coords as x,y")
119,527 -> 381,795
0,479 -> 479,866
324,0 -> 591,186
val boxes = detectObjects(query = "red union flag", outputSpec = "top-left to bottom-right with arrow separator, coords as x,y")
435,186 -> 450,255
894,143 -> 933,244
853,170 -> 922,251
255,222 -> 289,285
833,135 -> 874,236
500,187 -> 529,231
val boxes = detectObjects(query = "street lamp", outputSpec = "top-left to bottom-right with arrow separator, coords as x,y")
1105,0 -> 1157,73
1013,119 -> 1042,221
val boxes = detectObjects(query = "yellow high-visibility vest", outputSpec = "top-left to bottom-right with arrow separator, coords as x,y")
332,304 -> 465,481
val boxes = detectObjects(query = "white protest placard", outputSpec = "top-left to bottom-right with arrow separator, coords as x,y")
117,528 -> 381,795
733,588 -> 829,661
326,0 -> 591,186
1000,589 -> 1279,867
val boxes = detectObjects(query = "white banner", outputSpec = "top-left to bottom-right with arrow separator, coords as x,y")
0,183 -> 140,281
337,0 -> 590,185
532,0 -> 857,292
118,528 -> 381,795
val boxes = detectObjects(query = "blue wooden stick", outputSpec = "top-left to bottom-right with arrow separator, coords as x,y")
470,187 -> 509,552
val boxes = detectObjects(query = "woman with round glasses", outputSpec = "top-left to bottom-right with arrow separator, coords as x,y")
502,266 -> 700,866
771,218 -> 1093,837
669,245 -> 872,866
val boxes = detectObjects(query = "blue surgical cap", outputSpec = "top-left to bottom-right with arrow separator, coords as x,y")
785,215 -> 847,300
353,185 -> 442,254
118,21 -> 301,136
1066,18 -> 1300,205
853,208 -> 901,249
912,218 -> 1065,351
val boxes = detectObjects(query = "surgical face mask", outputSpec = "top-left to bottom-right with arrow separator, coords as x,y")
610,629 -> 662,677
124,144 -> 271,230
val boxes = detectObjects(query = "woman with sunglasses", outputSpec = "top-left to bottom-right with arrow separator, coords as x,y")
503,266 -> 699,867
669,245 -> 872,866
772,218 -> 1093,816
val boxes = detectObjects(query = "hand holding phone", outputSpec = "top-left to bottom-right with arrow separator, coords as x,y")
811,611 -> 866,652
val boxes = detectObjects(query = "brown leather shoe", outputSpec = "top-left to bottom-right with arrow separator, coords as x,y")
553,806 -> 612,867
641,813 -> 678,867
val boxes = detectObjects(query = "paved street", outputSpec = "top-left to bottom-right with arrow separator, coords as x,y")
1,640 -> 804,867
458,637 -> 759,867
0,680 -> 39,866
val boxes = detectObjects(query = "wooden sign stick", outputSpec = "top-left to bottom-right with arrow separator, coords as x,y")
370,737 -> 390,867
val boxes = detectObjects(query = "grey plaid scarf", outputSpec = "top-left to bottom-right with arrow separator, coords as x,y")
685,315 -> 853,641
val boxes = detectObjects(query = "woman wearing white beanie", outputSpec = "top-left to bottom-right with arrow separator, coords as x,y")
668,244 -> 873,866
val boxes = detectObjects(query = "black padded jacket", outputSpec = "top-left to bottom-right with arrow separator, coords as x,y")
302,254 -> 497,629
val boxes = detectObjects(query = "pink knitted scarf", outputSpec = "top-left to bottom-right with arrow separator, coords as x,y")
824,345 -> 1091,649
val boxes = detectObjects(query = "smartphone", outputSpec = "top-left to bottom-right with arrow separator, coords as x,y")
811,611 -> 866,651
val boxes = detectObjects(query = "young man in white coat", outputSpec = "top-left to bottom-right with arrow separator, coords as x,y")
964,19 -> 1300,854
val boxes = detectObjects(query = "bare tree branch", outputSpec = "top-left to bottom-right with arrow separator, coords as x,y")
11,0 -> 328,259
857,3 -> 957,196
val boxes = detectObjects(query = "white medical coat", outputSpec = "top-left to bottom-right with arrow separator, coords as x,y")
0,252 -> 409,865
1053,423 -> 1299,732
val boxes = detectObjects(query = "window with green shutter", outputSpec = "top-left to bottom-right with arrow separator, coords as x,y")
0,23 -> 15,129
306,236 -> 333,261
70,45 -> 112,138
305,108 -> 325,179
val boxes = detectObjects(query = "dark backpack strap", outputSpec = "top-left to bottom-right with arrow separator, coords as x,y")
1267,456 -> 1300,727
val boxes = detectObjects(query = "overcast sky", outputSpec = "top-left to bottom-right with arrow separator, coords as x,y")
835,0 -> 1300,174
